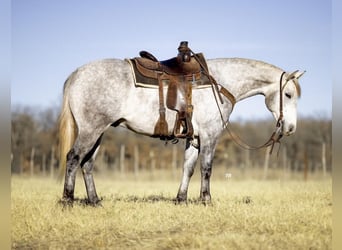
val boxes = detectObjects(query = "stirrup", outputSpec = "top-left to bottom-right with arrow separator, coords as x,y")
173,114 -> 193,139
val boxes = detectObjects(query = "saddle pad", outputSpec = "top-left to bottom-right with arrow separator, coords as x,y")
126,59 -> 212,89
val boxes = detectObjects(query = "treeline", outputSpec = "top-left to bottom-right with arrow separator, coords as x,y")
11,105 -> 331,177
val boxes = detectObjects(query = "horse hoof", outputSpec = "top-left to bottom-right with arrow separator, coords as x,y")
58,197 -> 74,207
84,197 -> 103,207
200,196 -> 212,206
201,200 -> 212,206
174,196 -> 187,205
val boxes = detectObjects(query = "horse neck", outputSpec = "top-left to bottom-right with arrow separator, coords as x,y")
208,58 -> 283,102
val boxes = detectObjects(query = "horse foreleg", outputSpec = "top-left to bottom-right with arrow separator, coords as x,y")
176,138 -> 199,203
199,139 -> 218,204
62,148 -> 80,202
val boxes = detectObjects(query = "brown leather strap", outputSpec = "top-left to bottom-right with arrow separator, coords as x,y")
223,72 -> 287,155
192,44 -> 285,154
189,49 -> 235,106
224,119 -> 283,155
158,73 -> 165,114
153,73 -> 169,137
219,86 -> 236,108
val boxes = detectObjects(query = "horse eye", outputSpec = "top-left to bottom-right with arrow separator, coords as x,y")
285,93 -> 292,99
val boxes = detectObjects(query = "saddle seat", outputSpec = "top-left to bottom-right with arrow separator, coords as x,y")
135,51 -> 202,77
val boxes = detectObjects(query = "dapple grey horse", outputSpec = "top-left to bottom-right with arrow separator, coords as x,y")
59,57 -> 304,205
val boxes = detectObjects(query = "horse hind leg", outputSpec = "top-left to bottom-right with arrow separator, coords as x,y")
80,134 -> 103,205
62,130 -> 103,205
62,147 -> 80,203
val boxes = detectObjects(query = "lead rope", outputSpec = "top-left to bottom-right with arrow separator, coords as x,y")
190,47 -> 286,155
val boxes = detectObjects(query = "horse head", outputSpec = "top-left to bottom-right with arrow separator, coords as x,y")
265,70 -> 305,136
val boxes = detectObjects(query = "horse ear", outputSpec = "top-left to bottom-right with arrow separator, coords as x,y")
294,70 -> 306,79
286,70 -> 299,81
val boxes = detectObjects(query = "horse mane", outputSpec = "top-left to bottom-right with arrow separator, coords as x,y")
208,57 -> 301,97
209,57 -> 281,71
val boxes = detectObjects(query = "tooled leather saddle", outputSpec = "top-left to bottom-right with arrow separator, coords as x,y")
127,41 -> 212,140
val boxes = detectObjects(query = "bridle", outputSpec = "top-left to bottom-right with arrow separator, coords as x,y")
190,49 -> 291,155
221,71 -> 288,155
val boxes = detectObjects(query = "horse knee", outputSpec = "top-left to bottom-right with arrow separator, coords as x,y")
202,168 -> 212,179
184,165 -> 195,177
201,162 -> 212,179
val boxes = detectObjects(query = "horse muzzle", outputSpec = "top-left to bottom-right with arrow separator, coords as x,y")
283,122 -> 296,136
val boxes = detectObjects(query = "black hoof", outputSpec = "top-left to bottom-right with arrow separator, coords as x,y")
174,196 -> 188,205
200,196 -> 212,206
81,197 -> 103,207
58,197 -> 74,208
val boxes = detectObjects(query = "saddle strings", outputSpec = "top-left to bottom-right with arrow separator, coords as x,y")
190,48 -> 286,155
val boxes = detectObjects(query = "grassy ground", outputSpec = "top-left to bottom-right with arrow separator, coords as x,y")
11,174 -> 331,249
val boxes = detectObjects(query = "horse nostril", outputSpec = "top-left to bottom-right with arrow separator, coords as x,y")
288,125 -> 295,133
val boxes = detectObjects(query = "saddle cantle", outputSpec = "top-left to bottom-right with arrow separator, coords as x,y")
127,41 -> 212,140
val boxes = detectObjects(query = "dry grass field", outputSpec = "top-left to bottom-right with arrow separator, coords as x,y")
11,173 -> 331,249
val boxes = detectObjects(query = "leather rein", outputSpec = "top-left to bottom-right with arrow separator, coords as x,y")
190,49 -> 287,155
222,72 -> 287,155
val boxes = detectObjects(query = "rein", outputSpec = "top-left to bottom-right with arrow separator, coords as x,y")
223,72 -> 286,155
190,48 -> 287,155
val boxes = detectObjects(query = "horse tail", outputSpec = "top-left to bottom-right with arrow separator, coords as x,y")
58,73 -> 77,178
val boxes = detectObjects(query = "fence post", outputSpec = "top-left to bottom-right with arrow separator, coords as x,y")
282,146 -> 287,180
30,147 -> 35,177
42,153 -> 46,176
50,146 -> 55,178
20,153 -> 24,175
172,145 -> 177,179
303,148 -> 308,181
134,145 -> 139,178
150,150 -> 155,180
263,146 -> 270,180
322,142 -> 326,177
120,144 -> 125,176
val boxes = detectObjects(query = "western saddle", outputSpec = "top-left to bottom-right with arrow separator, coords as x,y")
129,41 -> 235,141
